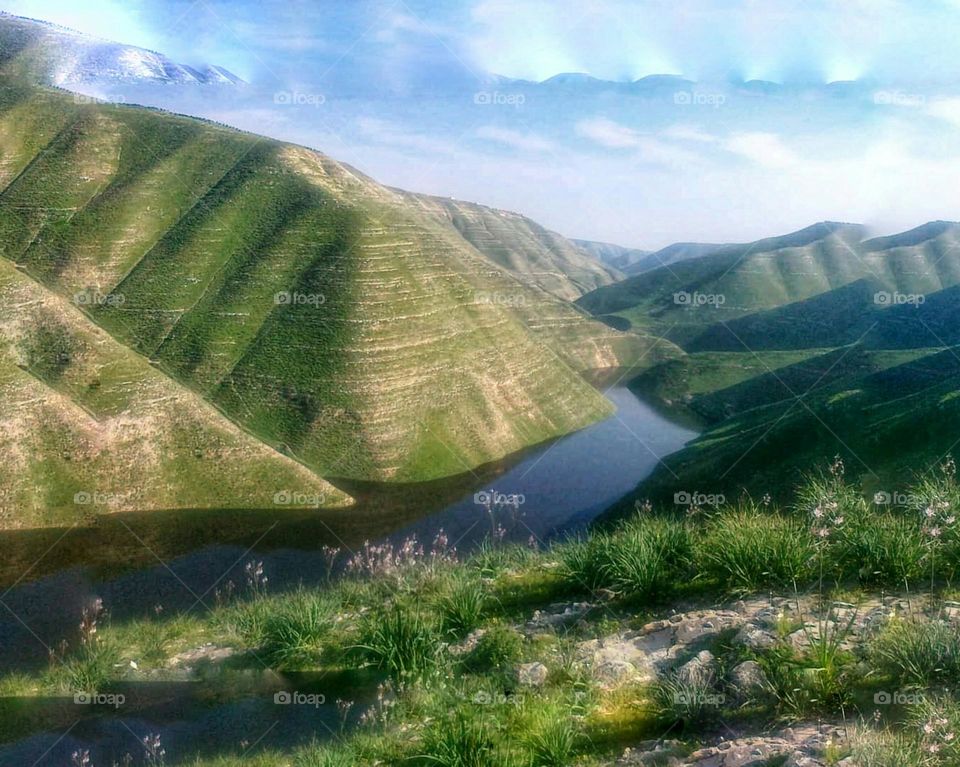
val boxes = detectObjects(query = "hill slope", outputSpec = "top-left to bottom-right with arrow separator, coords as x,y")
579,221 -> 960,349
399,193 -> 622,300
0,78 -> 665,496
0,257 -> 348,527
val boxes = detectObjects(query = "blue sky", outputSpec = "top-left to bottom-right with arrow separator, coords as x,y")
8,0 -> 960,247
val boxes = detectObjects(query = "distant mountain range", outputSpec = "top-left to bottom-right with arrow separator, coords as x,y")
576,239 -> 727,275
579,219 -> 960,515
0,12 -> 243,86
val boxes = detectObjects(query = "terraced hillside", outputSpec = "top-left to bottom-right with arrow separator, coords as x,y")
579,221 -> 960,348
0,257 -> 348,527
0,77 -> 667,515
398,192 -> 622,300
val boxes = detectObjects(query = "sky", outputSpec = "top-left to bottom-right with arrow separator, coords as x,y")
7,0 -> 960,248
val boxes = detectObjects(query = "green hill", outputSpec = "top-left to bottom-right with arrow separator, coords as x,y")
686,279 -> 960,352
400,193 -> 623,300
0,71 -> 674,518
0,256 -> 349,527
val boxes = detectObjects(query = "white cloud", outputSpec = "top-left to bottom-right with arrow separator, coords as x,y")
574,118 -> 702,166
722,132 -> 800,168
928,98 -> 960,127
575,117 -> 642,148
662,124 -> 717,144
474,126 -> 556,152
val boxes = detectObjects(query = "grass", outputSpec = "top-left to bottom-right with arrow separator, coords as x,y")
869,619 -> 960,687
4,469 -> 960,764
561,516 -> 693,601
356,602 -> 444,686
700,506 -> 815,593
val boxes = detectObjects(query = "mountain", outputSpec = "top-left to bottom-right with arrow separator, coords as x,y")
573,239 -> 650,272
0,12 -> 243,86
0,71 -> 675,522
615,344 -> 960,510
628,242 -> 728,274
595,219 -> 960,519
577,222 -> 869,342
577,221 -> 960,348
396,193 -> 623,301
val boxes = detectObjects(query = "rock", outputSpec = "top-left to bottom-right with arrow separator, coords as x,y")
448,628 -> 486,656
166,644 -> 236,670
516,661 -> 549,687
735,624 -> 777,650
729,661 -> 766,698
676,650 -> 715,687
595,659 -> 639,685
524,602 -> 595,632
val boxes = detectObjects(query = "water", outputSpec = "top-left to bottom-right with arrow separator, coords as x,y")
0,386 -> 696,764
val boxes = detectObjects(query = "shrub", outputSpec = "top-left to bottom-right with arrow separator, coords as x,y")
525,712 -> 580,767
462,623 -> 523,673
53,640 -> 119,695
834,512 -> 927,587
356,603 -> 443,685
699,508 -> 814,592
438,577 -> 489,639
559,533 -> 615,592
654,672 -> 724,729
416,712 -> 505,767
259,591 -> 337,669
602,518 -> 693,601
562,517 -> 692,602
869,619 -> 960,687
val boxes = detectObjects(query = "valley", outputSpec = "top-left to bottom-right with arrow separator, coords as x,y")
1,7 -> 960,767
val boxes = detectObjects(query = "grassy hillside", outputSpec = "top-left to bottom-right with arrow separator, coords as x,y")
619,345 -> 960,508
572,238 -> 650,272
687,280 -> 960,352
0,75 -> 669,503
577,223 -> 869,339
0,257 -> 349,527
400,192 -> 623,300
580,221 -> 960,349
3,471 -> 958,766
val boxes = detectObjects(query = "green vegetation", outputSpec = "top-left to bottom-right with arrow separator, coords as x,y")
4,466 -> 960,764
0,72 -> 678,525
